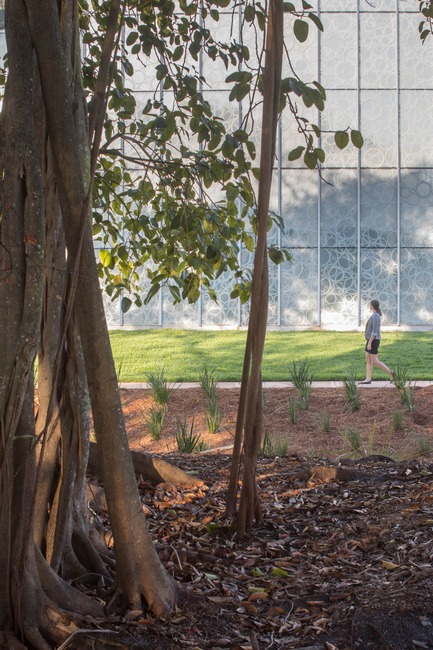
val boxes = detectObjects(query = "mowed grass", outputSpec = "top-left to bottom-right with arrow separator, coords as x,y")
109,329 -> 433,383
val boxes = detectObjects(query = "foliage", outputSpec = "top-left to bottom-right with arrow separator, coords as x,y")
318,412 -> 331,433
199,365 -> 222,433
340,426 -> 362,455
144,405 -> 167,440
260,431 -> 289,457
289,358 -> 313,410
288,393 -> 297,424
146,368 -> 172,405
392,410 -> 403,432
175,416 -> 207,453
342,371 -> 361,412
199,365 -> 219,400
418,0 -> 433,43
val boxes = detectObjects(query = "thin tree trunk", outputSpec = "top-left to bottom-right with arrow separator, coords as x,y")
226,0 -> 283,538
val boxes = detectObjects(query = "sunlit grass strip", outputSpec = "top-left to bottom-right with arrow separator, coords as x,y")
109,329 -> 433,383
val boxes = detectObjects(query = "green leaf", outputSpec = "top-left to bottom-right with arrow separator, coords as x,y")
99,249 -> 112,267
271,567 -> 289,577
335,130 -> 350,150
268,248 -> 284,265
121,296 -> 132,313
351,129 -> 364,148
288,145 -> 304,161
250,567 -> 264,577
304,151 -> 317,169
294,19 -> 309,43
314,147 -> 325,163
308,12 -> 323,32
244,4 -> 255,22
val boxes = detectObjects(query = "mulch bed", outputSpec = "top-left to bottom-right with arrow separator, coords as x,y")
86,449 -> 433,649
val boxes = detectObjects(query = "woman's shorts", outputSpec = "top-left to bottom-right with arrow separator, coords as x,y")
365,339 -> 380,354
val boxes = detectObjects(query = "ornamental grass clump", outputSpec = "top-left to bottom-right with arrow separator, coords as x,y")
144,405 -> 166,440
199,365 -> 223,434
343,371 -> 361,412
175,417 -> 208,453
290,359 -> 313,410
146,367 -> 172,405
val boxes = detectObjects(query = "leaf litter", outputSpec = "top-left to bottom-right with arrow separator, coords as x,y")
86,448 -> 433,650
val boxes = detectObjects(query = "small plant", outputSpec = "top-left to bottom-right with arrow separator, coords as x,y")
290,359 -> 313,410
288,394 -> 297,424
392,410 -> 403,432
392,363 -> 410,391
205,395 -> 223,434
175,417 -> 208,453
416,437 -> 433,458
261,431 -> 289,457
290,358 -> 313,390
401,382 -> 415,412
297,385 -> 311,411
144,405 -> 166,440
343,372 -> 361,412
340,426 -> 362,454
115,360 -> 124,385
199,365 -> 218,400
146,368 -> 172,405
200,365 -> 223,433
318,412 -> 331,433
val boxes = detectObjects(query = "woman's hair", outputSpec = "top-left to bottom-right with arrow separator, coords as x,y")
370,299 -> 382,316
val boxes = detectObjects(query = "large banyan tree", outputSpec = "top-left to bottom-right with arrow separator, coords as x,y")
0,0 -> 257,645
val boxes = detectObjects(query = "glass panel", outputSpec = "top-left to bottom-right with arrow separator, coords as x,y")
201,273 -> 239,326
162,288 -> 199,326
283,11 -> 318,81
320,248 -> 358,326
280,170 -> 318,247
400,249 -> 433,325
320,12 -> 357,89
400,91 -> 433,167
360,249 -> 398,324
359,0 -> 397,11
400,169 -> 433,247
202,12 -> 241,89
103,294 -> 122,327
321,169 -> 357,247
360,169 -> 397,247
399,14 -> 433,89
320,91 -> 359,168
280,250 -> 318,326
360,13 -> 397,89
360,90 -> 398,167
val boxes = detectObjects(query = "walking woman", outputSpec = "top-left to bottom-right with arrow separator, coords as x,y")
359,299 -> 394,385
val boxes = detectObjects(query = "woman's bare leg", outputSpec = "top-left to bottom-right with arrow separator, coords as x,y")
364,351 -> 373,381
372,354 -> 393,378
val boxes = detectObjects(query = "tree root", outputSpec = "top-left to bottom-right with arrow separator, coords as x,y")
88,442 -> 205,488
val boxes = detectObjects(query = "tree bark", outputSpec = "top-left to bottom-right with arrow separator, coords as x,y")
226,0 -> 283,538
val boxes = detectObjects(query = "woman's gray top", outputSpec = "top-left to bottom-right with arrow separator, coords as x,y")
365,311 -> 381,340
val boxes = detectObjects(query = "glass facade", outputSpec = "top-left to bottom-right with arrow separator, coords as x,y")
3,2 -> 428,329
108,1 -> 433,329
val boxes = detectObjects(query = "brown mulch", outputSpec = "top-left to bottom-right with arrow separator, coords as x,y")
86,386 -> 433,649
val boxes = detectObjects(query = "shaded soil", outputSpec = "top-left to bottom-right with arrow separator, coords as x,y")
81,385 -> 433,649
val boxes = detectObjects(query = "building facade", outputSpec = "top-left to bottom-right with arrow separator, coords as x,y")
104,0 -> 433,330
2,2 -> 432,329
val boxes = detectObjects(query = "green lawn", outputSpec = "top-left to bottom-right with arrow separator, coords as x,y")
109,329 -> 433,382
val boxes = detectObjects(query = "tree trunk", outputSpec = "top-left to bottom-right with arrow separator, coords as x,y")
226,0 -> 283,538
0,1 -> 180,646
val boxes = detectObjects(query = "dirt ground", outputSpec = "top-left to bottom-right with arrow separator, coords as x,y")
82,385 -> 433,649
121,384 -> 433,461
